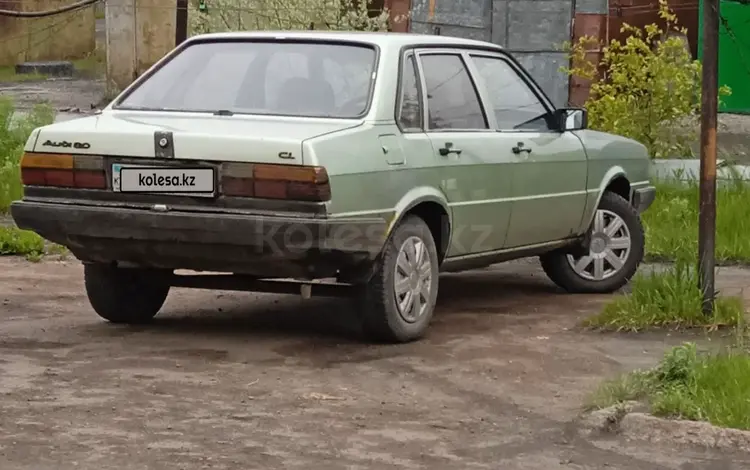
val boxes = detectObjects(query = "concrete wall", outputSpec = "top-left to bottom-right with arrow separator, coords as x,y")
409,0 -> 577,107
106,0 -> 176,93
0,0 -> 96,67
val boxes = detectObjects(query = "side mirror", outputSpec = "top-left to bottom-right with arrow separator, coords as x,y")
556,107 -> 588,132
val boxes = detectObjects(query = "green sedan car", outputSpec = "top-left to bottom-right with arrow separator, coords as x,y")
11,31 -> 655,343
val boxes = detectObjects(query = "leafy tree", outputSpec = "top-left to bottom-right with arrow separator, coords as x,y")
563,0 -> 731,159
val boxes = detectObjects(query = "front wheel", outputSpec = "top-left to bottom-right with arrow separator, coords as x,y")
540,191 -> 645,293
358,215 -> 440,343
84,263 -> 171,324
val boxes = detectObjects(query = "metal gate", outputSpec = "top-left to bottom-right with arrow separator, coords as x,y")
408,0 -> 576,107
699,0 -> 750,114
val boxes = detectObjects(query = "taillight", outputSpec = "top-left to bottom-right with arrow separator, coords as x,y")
220,163 -> 331,202
20,153 -> 106,189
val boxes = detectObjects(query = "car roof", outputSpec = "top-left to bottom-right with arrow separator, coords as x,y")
185,30 -> 504,52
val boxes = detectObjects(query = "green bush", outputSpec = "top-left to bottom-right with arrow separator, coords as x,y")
562,0 -> 730,158
0,97 -> 55,212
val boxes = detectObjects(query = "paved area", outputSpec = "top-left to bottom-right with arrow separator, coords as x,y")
1,257 -> 749,469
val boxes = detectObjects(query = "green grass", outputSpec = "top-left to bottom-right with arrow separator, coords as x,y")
587,343 -> 750,431
644,180 -> 750,264
584,259 -> 746,331
72,48 -> 105,79
0,66 -> 47,83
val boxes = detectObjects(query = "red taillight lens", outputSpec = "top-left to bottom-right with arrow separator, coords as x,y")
220,163 -> 331,202
20,153 -> 106,189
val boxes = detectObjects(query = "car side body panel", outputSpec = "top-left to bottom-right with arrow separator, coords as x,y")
573,130 -> 651,234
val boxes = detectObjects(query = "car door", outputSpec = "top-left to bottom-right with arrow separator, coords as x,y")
415,50 -> 515,257
466,52 -> 589,248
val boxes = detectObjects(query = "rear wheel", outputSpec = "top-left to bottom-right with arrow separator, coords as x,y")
540,191 -> 644,293
84,263 -> 171,324
358,215 -> 439,343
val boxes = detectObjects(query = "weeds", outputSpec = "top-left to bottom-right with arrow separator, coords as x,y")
644,179 -> 750,264
0,98 -> 61,258
0,226 -> 45,259
0,97 -> 55,212
589,343 -> 750,431
585,258 -> 745,331
0,226 -> 67,261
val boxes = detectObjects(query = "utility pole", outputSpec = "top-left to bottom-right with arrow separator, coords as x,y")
175,0 -> 188,46
105,0 -> 137,94
698,0 -> 720,315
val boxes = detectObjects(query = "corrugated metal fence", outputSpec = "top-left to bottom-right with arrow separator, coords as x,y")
407,0 -> 607,107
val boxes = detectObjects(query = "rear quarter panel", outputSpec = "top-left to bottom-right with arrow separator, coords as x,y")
304,124 -> 444,229
574,130 -> 651,231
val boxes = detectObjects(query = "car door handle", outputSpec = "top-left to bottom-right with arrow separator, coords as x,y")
512,142 -> 532,155
439,142 -> 462,157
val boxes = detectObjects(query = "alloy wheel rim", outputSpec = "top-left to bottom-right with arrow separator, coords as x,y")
566,209 -> 632,281
393,235 -> 432,323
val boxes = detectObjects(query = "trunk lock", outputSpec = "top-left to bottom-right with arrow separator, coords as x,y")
154,131 -> 175,159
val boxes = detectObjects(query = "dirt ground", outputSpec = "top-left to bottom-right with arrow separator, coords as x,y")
1,257 -> 749,470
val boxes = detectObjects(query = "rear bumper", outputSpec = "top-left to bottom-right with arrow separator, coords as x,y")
11,200 -> 387,278
632,186 -> 656,214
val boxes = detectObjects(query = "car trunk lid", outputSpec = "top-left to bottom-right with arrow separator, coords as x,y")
32,111 -> 363,165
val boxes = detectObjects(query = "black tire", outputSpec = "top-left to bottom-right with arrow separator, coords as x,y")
358,215 -> 440,343
540,191 -> 645,294
84,263 -> 171,324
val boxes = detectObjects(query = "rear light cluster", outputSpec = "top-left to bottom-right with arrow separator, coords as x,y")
220,162 -> 331,202
21,153 -> 105,189
20,153 -> 332,203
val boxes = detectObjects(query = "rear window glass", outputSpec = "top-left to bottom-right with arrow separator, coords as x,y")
116,41 -> 377,118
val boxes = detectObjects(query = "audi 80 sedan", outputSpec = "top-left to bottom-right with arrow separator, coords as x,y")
11,31 -> 655,343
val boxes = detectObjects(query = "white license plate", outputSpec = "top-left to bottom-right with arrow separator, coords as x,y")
112,164 -> 215,196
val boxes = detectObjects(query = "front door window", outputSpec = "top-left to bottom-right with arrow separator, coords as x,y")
470,55 -> 553,132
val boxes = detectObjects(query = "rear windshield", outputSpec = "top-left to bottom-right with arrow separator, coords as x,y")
115,40 -> 378,118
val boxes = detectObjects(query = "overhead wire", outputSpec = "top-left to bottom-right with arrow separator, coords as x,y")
0,0 -> 100,18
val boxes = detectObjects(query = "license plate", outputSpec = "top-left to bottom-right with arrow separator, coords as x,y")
112,164 -> 215,196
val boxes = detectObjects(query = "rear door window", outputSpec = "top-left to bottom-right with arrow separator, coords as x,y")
418,53 -> 488,130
